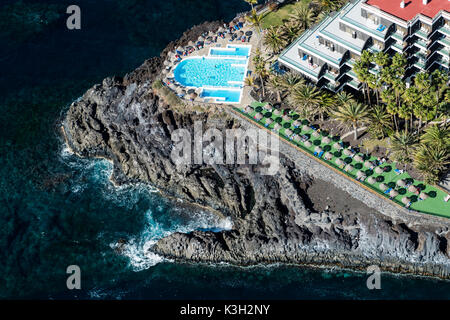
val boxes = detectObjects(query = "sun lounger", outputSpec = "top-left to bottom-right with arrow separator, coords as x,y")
394,169 -> 404,175
318,151 -> 324,158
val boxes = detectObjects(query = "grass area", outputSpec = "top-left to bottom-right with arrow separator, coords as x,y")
234,102 -> 450,219
261,0 -> 311,29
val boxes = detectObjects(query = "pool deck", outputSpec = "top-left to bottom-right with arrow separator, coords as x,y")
162,23 -> 260,107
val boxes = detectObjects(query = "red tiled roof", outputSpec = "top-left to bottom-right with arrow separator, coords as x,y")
366,0 -> 450,21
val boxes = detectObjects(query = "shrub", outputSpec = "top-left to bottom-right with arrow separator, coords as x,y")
152,80 -> 163,90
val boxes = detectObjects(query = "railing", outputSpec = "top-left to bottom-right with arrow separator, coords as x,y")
340,0 -> 387,41
279,55 -> 321,79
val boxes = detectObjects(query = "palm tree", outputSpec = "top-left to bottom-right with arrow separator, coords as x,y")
354,59 -> 371,105
391,77 -> 406,108
332,101 -> 369,140
374,51 -> 389,70
244,75 -> 257,94
314,0 -> 344,11
389,131 -> 417,164
317,92 -> 334,121
413,144 -> 449,184
402,86 -> 421,132
264,26 -> 287,54
254,60 -> 268,98
289,84 -> 321,120
244,0 -> 258,10
414,95 -> 434,132
267,75 -> 284,103
420,125 -> 450,149
368,105 -> 393,139
289,3 -> 315,30
391,53 -> 407,78
414,72 -> 432,92
335,91 -> 354,107
281,21 -> 301,44
246,9 -> 263,35
367,73 -> 382,106
280,72 -> 304,93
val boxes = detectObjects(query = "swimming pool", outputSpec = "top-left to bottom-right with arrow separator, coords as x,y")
209,45 -> 251,57
173,44 -> 251,104
174,57 -> 247,88
201,88 -> 242,103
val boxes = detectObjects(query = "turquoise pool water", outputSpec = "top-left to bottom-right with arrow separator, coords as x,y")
201,88 -> 241,103
210,45 -> 250,57
174,57 -> 246,88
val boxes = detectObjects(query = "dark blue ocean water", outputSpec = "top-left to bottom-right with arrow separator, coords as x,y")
0,0 -> 449,299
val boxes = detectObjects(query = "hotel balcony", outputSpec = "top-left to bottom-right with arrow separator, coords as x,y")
279,0 -> 450,92
438,25 -> 450,37
390,41 -> 404,53
437,35 -> 450,48
339,0 -> 390,42
319,14 -> 367,55
437,46 -> 450,58
390,31 -> 407,42
412,37 -> 428,50
414,28 -> 431,41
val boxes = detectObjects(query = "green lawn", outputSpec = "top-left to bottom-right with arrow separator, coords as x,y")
234,102 -> 450,219
261,0 -> 311,29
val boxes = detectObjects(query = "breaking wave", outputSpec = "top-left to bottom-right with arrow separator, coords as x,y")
60,144 -> 232,272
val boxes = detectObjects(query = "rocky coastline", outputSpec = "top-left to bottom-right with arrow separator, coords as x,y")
62,20 -> 450,279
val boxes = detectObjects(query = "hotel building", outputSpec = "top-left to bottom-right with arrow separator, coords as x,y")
278,0 -> 450,92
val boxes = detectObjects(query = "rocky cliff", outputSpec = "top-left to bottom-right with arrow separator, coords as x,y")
63,22 -> 450,279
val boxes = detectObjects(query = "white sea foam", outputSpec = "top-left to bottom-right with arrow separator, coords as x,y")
60,143 -> 233,272
120,207 -> 233,271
